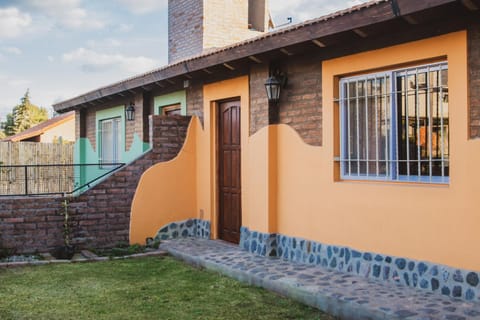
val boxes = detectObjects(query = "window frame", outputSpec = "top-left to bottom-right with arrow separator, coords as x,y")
338,62 -> 449,184
99,116 -> 122,167
160,103 -> 182,116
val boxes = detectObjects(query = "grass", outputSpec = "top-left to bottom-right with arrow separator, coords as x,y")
0,256 -> 335,320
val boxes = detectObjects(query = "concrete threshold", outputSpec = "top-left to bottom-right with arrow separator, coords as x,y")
160,238 -> 480,320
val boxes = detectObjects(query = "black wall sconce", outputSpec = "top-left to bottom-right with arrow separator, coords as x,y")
125,102 -> 135,121
264,70 -> 287,105
265,67 -> 287,124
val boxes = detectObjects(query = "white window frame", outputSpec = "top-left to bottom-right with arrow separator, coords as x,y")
99,117 -> 122,167
339,62 -> 449,184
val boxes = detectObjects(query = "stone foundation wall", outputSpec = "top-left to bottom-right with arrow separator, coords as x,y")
239,226 -> 480,303
0,116 -> 191,254
152,219 -> 211,241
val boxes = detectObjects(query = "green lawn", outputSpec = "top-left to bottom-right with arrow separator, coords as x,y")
0,256 -> 335,320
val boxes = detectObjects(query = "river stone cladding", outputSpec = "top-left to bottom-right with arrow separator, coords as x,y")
0,116 -> 191,254
239,226 -> 480,303
153,219 -> 211,241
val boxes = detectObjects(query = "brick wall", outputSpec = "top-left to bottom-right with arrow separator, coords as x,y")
249,64 -> 269,135
0,116 -> 191,254
186,82 -> 204,126
83,93 -> 144,152
469,22 -> 480,138
168,0 -> 267,64
278,56 -> 322,146
203,0 -> 263,49
249,56 -> 323,146
168,0 -> 204,64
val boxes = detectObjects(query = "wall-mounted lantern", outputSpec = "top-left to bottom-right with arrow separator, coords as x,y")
265,68 -> 287,124
264,76 -> 282,104
264,71 -> 287,105
125,102 -> 135,121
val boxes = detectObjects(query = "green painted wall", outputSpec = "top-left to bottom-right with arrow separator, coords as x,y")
73,105 -> 150,191
154,90 -> 187,115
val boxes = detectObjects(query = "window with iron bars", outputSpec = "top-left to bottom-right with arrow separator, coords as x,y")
338,62 -> 449,183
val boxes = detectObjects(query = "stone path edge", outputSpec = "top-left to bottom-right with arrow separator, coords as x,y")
165,244 -> 397,320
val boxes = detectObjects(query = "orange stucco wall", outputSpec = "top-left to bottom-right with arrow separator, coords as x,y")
261,31 -> 480,271
130,31 -> 479,271
130,76 -> 251,243
129,118 -> 198,244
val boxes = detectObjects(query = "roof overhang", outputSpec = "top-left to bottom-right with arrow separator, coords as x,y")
53,0 -> 480,113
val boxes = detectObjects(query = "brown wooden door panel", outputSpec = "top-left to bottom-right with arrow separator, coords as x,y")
218,101 -> 241,244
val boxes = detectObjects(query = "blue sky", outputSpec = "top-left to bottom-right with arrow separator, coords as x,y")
0,0 -> 366,121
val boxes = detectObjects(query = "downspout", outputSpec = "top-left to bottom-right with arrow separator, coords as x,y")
391,0 -> 401,17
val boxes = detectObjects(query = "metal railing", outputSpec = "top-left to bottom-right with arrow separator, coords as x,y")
0,163 -> 125,196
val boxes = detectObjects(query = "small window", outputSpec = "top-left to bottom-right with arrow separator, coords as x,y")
161,104 -> 181,116
100,117 -> 121,166
338,62 -> 449,183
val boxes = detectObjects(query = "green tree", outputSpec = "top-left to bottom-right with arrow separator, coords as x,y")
3,90 -> 48,136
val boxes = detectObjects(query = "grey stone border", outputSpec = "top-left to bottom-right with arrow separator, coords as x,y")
153,219 -> 211,241
239,226 -> 480,302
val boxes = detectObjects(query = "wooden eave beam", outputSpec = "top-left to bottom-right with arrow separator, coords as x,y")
402,15 -> 419,24
248,55 -> 262,63
53,0 -> 457,112
353,28 -> 368,38
312,39 -> 326,47
280,48 -> 293,56
223,63 -> 235,70
461,0 -> 479,10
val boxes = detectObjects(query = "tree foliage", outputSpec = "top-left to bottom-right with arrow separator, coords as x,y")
2,90 -> 48,137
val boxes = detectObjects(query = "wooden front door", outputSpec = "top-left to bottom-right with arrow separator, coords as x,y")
218,101 -> 241,243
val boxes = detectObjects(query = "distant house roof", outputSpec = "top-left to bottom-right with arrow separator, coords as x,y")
1,111 -> 75,142
53,0 -> 474,112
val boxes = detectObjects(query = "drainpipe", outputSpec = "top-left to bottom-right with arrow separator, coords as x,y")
391,0 -> 401,17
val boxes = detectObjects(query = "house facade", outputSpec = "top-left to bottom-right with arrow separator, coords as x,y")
1,111 -> 75,143
54,0 -> 480,301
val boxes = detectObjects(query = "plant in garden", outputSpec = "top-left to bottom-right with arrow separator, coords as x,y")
61,198 -> 72,247
51,197 -> 75,259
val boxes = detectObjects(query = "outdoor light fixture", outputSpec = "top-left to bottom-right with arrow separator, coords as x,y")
264,70 -> 287,104
265,75 -> 282,104
126,102 -> 135,121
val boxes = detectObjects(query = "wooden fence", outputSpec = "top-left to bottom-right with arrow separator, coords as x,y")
0,142 -> 74,195
0,142 -> 73,165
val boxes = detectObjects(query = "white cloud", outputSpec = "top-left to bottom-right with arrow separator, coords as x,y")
0,7 -> 32,39
116,0 -> 167,14
62,47 -> 159,74
118,23 -> 133,32
270,0 -> 369,25
3,46 -> 22,55
47,55 -> 54,62
87,38 -> 122,48
0,74 -> 31,87
25,0 -> 105,30
7,78 -> 31,87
